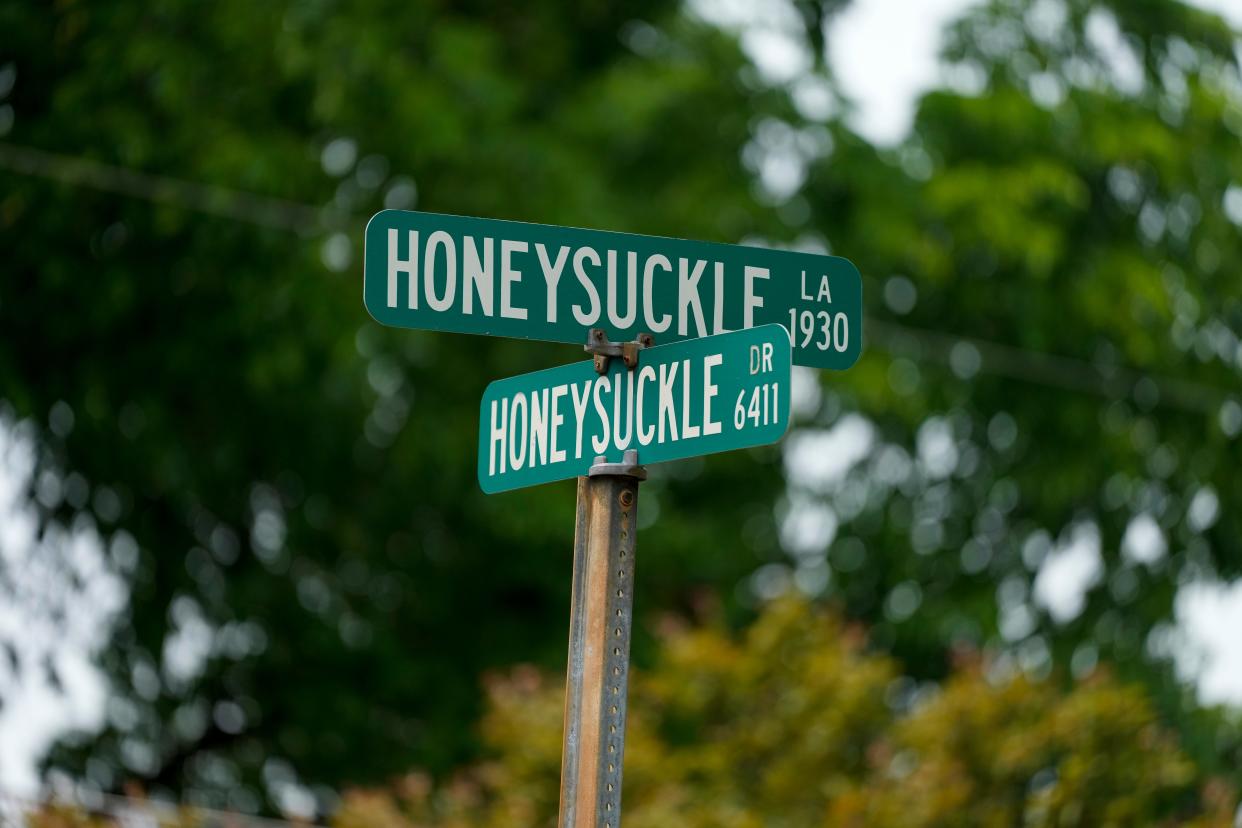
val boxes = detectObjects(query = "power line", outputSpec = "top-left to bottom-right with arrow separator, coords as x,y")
866,319 -> 1230,415
0,143 -> 321,233
0,142 -> 1234,415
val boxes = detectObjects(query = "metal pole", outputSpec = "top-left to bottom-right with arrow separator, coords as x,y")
559,449 -> 644,828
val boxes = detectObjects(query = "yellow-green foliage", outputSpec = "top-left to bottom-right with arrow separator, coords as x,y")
334,598 -> 1236,827
21,599 -> 1237,827
24,805 -> 114,828
23,802 -> 211,828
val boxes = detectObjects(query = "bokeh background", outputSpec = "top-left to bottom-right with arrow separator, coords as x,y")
3,0 -> 1242,824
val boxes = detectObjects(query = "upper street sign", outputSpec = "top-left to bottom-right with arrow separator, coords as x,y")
364,210 -> 861,370
478,325 -> 791,493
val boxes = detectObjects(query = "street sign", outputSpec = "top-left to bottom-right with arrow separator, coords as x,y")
364,209 -> 861,370
478,325 -> 791,493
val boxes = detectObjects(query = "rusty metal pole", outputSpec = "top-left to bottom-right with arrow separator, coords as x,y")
558,449 -> 644,828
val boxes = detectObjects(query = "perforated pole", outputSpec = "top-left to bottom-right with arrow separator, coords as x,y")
558,450 -> 643,828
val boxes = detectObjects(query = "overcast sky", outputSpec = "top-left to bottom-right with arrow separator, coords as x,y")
831,0 -> 1242,143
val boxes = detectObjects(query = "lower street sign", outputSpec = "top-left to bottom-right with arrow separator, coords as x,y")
478,324 -> 791,493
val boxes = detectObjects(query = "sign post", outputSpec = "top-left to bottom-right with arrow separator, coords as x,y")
363,209 -> 856,828
559,451 -> 643,828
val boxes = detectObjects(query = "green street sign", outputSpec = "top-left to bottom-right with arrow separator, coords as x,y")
477,324 -> 791,494
364,210 -> 861,370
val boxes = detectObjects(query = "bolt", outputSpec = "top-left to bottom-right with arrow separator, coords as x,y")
619,489 -> 634,509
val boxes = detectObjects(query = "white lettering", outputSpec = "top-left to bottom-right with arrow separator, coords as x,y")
681,358 -> 700,439
677,258 -> 708,336
424,230 -> 457,312
530,388 -> 549,468
500,239 -> 528,320
463,236 -> 494,317
817,275 -> 833,303
744,265 -> 769,328
571,247 -> 602,325
509,393 -> 528,471
535,243 -> 570,323
570,380 -> 591,460
489,397 -> 508,476
636,366 -> 657,446
713,262 -> 727,334
591,375 -> 611,454
388,228 -> 418,309
612,369 -> 634,449
550,384 -> 568,463
658,362 -> 678,444
606,250 -> 638,329
703,354 -> 722,435
642,254 -> 672,333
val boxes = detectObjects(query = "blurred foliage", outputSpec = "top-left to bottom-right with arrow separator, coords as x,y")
23,803 -> 194,828
1,0 -> 794,808
1,0 -> 1241,816
330,598 -> 1237,827
797,0 -> 1242,784
21,600 -> 1236,825
23,806 -> 109,828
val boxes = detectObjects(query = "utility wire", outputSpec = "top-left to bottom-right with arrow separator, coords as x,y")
866,319 -> 1231,415
0,142 -> 321,233
0,141 -> 1234,415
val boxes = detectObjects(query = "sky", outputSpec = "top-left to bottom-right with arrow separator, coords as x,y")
831,0 -> 984,141
3,0 -> 1242,803
836,0 -> 1242,143
705,0 -> 1242,146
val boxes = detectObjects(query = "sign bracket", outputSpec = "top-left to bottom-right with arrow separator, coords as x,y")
584,329 -> 654,375
586,449 -> 647,480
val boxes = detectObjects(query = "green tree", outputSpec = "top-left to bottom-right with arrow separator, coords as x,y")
331,598 -> 1238,827
1,0 -> 1240,814
17,600 -> 1239,825
0,0 -> 799,809
791,0 -> 1242,777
